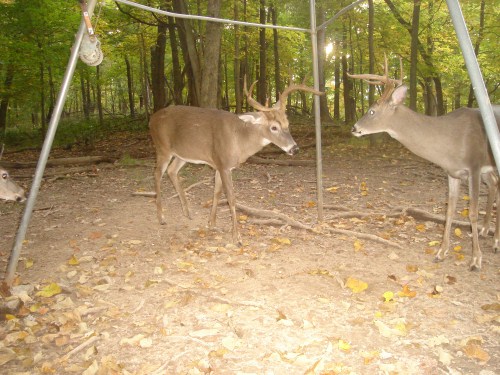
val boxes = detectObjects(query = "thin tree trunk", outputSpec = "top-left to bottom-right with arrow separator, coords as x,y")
125,55 -> 135,117
409,0 -> 420,111
368,0 -> 375,106
317,6 -> 333,122
233,0 -> 242,113
467,0 -> 485,107
96,65 -> 104,126
258,0 -> 267,104
200,0 -> 222,108
150,21 -> 167,112
270,6 -> 281,104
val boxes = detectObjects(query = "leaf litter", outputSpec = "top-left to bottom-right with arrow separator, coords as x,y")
0,138 -> 498,374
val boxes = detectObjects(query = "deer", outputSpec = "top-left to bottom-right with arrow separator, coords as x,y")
0,145 -> 26,202
349,56 -> 500,271
149,80 -> 323,244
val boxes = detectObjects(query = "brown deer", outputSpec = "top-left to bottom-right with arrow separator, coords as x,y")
349,56 -> 500,270
0,145 -> 25,202
149,80 -> 323,244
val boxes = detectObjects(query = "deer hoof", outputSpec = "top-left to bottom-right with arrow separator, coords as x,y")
469,258 -> 482,271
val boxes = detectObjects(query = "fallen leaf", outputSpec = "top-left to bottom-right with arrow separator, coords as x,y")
353,239 -> 363,252
463,341 -> 490,363
481,303 -> 500,311
24,258 -> 34,269
428,240 -> 440,247
415,224 -> 426,232
345,277 -> 368,293
68,255 -> 79,266
454,228 -> 463,238
337,339 -> 351,352
382,291 -> 394,302
36,283 -> 62,298
397,284 -> 416,298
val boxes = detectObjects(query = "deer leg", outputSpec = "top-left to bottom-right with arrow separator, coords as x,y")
167,157 -> 190,219
435,176 -> 461,263
219,169 -> 241,245
468,171 -> 482,271
209,170 -> 223,228
154,154 -> 173,224
479,171 -> 497,237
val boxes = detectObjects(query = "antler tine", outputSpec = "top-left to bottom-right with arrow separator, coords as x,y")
278,84 -> 324,111
348,54 -> 404,87
243,75 -> 272,112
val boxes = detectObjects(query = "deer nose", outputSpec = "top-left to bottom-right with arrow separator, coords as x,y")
288,144 -> 299,155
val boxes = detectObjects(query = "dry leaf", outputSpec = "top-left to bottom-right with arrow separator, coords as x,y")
353,239 -> 363,252
454,228 -> 463,238
68,255 -> 79,266
382,291 -> 394,302
345,277 -> 368,293
24,258 -> 34,269
337,339 -> 351,352
415,224 -> 426,232
463,341 -> 490,362
398,284 -> 416,298
36,283 -> 62,298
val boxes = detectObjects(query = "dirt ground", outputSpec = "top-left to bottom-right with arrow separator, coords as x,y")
0,123 -> 498,375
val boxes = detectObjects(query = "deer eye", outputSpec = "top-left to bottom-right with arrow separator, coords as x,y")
369,109 -> 375,115
270,125 -> 279,132
1,173 -> 8,179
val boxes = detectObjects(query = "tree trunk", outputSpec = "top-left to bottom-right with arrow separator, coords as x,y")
150,21 -> 167,112
368,0 -> 375,106
0,63 -> 14,141
270,6 -> 281,104
167,16 -> 183,105
173,0 -> 201,106
233,0 -> 242,113
96,65 -> 104,126
39,62 -> 47,137
125,55 -> 135,117
317,6 -> 333,123
333,53 -> 340,122
467,0 -> 485,107
258,0 -> 267,105
409,0 -> 420,111
200,0 -> 222,108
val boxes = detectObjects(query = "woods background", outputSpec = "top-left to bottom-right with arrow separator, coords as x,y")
0,0 -> 498,148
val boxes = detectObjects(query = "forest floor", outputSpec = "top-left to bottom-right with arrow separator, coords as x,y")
0,121 -> 498,375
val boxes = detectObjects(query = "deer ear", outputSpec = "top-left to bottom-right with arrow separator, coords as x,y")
238,113 -> 265,125
390,85 -> 408,106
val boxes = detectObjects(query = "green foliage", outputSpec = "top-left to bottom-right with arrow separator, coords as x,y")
0,0 -> 498,150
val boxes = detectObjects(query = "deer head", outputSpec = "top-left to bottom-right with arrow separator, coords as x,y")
240,77 -> 324,155
348,55 -> 406,137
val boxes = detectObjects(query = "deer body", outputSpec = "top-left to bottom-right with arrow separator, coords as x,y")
150,81 -> 322,244
352,83 -> 500,270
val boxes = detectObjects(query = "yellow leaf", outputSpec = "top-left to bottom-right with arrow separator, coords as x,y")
460,208 -> 469,217
415,224 -> 426,232
395,321 -> 407,334
326,186 -> 339,193
306,201 -> 316,208
238,215 -> 248,222
453,245 -> 462,252
353,239 -> 363,252
273,237 -> 291,245
454,228 -> 463,238
68,254 -> 79,266
397,284 -> 417,298
406,264 -> 419,273
462,195 -> 470,201
383,291 -> 394,302
5,314 -> 16,320
337,339 -> 351,352
36,283 -> 62,298
345,277 -> 368,293
428,240 -> 440,247
463,342 -> 490,362
24,258 -> 34,269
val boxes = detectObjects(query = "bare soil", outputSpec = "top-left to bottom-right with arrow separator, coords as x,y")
0,124 -> 498,375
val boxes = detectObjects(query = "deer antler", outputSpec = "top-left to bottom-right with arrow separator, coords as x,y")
243,76 -> 273,112
277,83 -> 324,111
348,54 -> 403,102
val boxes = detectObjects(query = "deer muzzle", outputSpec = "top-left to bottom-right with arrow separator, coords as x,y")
351,124 -> 363,137
287,144 -> 299,156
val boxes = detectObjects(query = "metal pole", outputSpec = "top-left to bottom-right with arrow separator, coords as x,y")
309,0 -> 324,222
445,0 -> 500,172
4,0 -> 98,285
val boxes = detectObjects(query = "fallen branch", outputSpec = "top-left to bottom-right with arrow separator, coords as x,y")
230,201 -> 402,248
2,156 -> 115,169
132,178 -> 212,199
248,155 -> 314,166
402,207 -> 471,229
58,335 -> 100,363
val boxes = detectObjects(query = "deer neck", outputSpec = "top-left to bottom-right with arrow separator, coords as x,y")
388,106 -> 453,168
